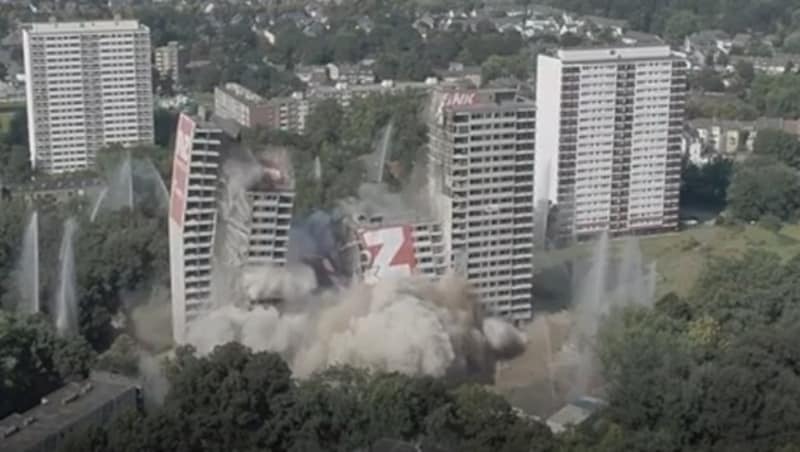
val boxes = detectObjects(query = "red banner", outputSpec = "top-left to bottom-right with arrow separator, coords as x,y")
169,114 -> 196,229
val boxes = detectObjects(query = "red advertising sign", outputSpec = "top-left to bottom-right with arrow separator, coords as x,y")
169,114 -> 196,228
435,90 -> 478,124
360,225 -> 417,283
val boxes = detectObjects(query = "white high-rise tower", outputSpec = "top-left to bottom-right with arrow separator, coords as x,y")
23,19 -> 154,174
535,46 -> 687,241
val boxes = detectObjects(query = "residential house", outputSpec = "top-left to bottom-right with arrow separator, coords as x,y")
621,31 -> 663,46
434,62 -> 482,87
525,15 -> 560,36
295,64 -> 329,86
730,53 -> 798,75
581,15 -> 627,37
689,117 -> 800,156
682,128 -> 711,167
685,30 -> 732,66
731,33 -> 752,52
413,13 -> 437,37
356,16 -> 374,34
327,63 -> 375,85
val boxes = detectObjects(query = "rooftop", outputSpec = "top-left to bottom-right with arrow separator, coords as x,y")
0,372 -> 139,451
27,19 -> 145,34
557,45 -> 674,62
433,87 -> 534,113
217,82 -> 266,106
546,396 -> 607,434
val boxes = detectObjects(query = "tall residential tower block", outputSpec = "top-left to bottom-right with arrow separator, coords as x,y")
535,46 -> 687,241
23,19 -> 154,174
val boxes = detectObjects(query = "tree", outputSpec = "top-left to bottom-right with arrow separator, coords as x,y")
74,210 -> 169,350
753,128 -> 800,169
0,61 -> 7,81
429,384 -> 558,452
5,109 -> 28,146
680,158 -> 733,209
61,346 -> 558,451
96,334 -> 139,376
481,54 -> 530,84
727,157 -> 800,221
692,68 -> 726,92
735,60 -> 755,86
0,312 -> 95,418
664,10 -> 700,44
0,143 -> 32,185
785,31 -> 800,54
153,108 -> 178,148
750,72 -> 800,116
690,250 -> 800,334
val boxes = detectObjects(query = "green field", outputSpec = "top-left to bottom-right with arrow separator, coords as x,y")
535,224 -> 800,299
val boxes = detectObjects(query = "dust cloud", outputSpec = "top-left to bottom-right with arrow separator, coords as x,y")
186,268 -> 526,379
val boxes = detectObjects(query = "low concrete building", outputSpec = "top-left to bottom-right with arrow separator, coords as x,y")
0,372 -> 140,452
214,83 -> 307,133
154,41 -> 181,85
326,63 -> 375,85
730,53 -> 798,75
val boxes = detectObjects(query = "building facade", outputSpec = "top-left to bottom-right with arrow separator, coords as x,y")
0,372 -> 140,452
23,20 -> 154,174
246,191 -> 294,267
214,83 -> 307,133
428,87 -> 536,322
340,190 -> 449,283
154,40 -> 180,85
169,112 -> 297,343
536,46 -> 687,241
168,113 -> 221,344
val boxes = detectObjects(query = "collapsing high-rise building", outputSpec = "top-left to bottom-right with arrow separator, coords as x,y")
338,183 -> 449,284
426,86 -> 536,323
168,111 -> 295,344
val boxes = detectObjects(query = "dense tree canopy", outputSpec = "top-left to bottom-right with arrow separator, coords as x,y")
727,156 -> 800,221
753,128 -> 800,169
681,158 -> 733,209
545,0 -> 800,35
586,249 -> 800,452
0,312 -> 95,418
750,72 -> 800,117
61,344 -> 557,452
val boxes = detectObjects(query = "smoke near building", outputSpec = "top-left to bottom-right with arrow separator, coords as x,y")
168,89 -> 531,380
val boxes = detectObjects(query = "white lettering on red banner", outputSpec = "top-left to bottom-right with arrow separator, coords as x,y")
360,225 -> 417,283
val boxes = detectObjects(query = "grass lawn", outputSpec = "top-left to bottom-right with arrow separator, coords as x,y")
535,224 -> 800,299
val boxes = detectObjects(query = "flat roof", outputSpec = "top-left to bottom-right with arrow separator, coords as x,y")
217,82 -> 265,106
556,45 -> 675,62
0,372 -> 139,451
27,19 -> 145,34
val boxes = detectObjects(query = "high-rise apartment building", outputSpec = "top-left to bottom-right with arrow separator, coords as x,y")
22,19 -> 154,174
169,113 -> 221,344
169,112 -> 296,343
428,87 -> 536,322
154,40 -> 180,85
535,46 -> 687,241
